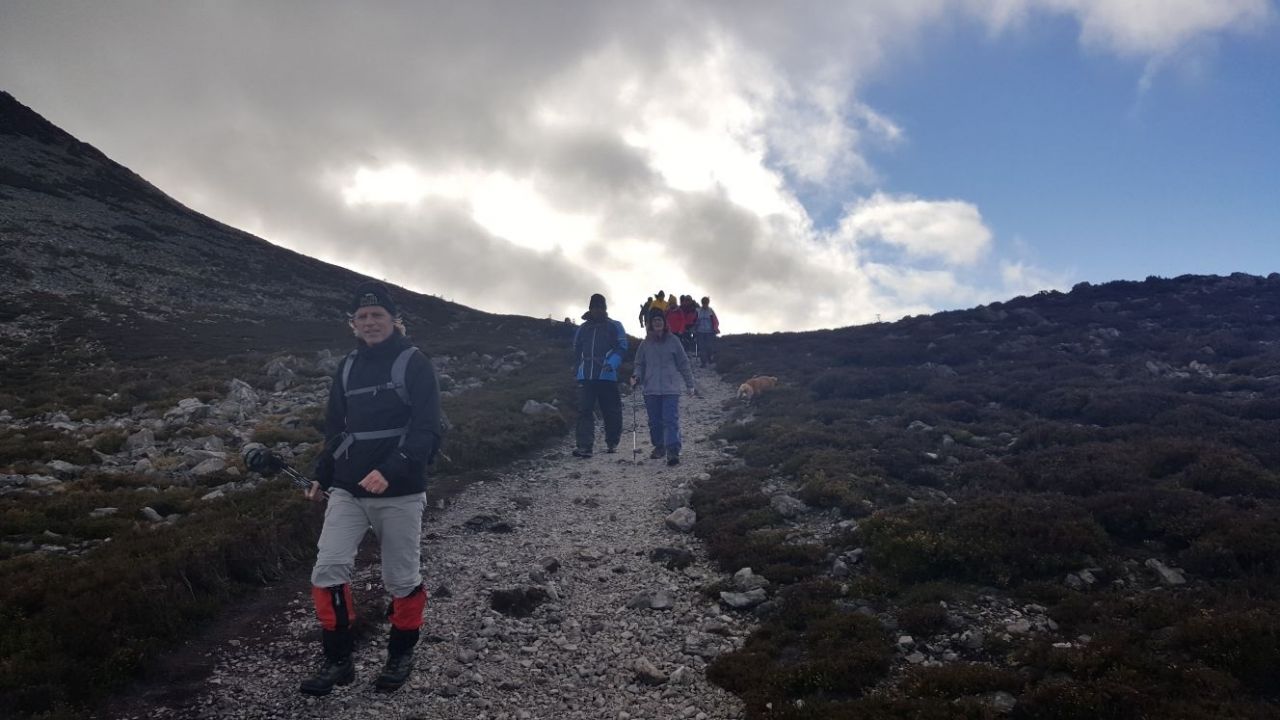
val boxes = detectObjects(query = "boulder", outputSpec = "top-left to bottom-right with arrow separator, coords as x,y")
769,494 -> 808,518
46,460 -> 82,479
125,428 -> 155,453
664,508 -> 696,533
733,567 -> 769,591
191,458 -> 227,477
521,400 -> 559,416
633,657 -> 667,686
1145,558 -> 1187,586
720,589 -> 768,610
664,489 -> 693,512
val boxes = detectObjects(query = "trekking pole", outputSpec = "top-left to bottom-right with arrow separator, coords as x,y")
630,385 -> 640,464
242,445 -> 329,498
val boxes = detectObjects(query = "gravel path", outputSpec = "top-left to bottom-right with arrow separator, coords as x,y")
128,370 -> 748,720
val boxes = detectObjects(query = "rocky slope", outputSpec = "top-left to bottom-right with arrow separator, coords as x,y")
0,91 -> 582,719
103,371 -> 750,720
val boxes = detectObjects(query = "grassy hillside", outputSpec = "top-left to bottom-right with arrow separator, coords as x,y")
697,274 -> 1280,719
0,315 -> 584,718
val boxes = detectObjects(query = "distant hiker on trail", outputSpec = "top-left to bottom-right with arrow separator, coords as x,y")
694,296 -> 720,368
632,307 -> 697,466
666,298 -> 688,340
651,290 -> 669,314
680,295 -> 699,351
572,293 -> 628,458
639,296 -> 653,329
302,281 -> 443,696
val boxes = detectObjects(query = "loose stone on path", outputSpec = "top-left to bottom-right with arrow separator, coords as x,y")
124,371 -> 748,719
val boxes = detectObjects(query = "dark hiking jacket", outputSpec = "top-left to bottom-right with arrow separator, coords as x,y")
573,310 -> 628,382
314,331 -> 442,498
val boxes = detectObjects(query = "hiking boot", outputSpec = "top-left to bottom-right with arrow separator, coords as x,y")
572,447 -> 593,458
667,453 -> 680,466
374,651 -> 415,691
299,656 -> 354,696
605,444 -> 618,454
649,446 -> 665,460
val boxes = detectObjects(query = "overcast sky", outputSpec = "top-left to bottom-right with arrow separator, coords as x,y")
2,1 -> 1277,332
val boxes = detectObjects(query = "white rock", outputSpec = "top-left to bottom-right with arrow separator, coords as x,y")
633,657 -> 667,685
665,508 -> 696,533
769,494 -> 808,518
191,458 -> 227,476
733,567 -> 769,591
719,589 -> 767,609
1145,558 -> 1187,585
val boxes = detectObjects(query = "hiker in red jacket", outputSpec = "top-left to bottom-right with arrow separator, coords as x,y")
666,301 -> 688,339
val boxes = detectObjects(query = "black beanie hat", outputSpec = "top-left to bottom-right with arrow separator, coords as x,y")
351,281 -> 398,316
648,307 -> 667,323
589,293 -> 607,311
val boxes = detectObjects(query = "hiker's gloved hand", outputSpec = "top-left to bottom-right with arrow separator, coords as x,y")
359,469 -> 389,495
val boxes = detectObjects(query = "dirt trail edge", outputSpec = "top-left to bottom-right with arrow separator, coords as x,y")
113,370 -> 749,720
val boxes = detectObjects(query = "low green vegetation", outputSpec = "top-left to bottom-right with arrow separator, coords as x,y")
696,274 -> 1280,718
0,300 -> 583,718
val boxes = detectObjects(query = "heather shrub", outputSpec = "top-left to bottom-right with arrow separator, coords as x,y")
90,430 -> 128,455
896,602 -> 950,636
1012,443 -> 1148,495
898,662 -> 1024,700
952,460 -> 1021,492
861,496 -> 1109,587
1177,605 -> 1280,694
1080,390 -> 1179,426
1086,488 -> 1220,548
1181,509 -> 1280,578
691,468 -> 827,582
250,422 -> 320,446
708,584 -> 892,712
0,426 -> 94,466
797,470 -> 870,516
0,486 -> 319,716
1176,447 -> 1280,497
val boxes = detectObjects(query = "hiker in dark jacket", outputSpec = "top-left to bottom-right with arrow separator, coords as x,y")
572,293 -> 628,457
303,281 -> 443,696
631,307 -> 696,466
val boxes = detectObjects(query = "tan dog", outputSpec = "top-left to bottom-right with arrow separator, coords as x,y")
737,375 -> 779,401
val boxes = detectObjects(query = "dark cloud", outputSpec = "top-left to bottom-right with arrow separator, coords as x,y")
2,1 -> 1252,330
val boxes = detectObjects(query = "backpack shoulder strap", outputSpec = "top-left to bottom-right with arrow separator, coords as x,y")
390,346 -> 419,405
340,351 -> 357,395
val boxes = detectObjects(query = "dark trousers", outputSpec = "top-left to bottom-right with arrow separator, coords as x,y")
576,380 -> 622,451
644,393 -> 682,455
695,332 -> 715,366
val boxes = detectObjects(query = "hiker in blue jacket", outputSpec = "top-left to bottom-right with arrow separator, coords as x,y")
572,293 -> 628,458
631,307 -> 697,466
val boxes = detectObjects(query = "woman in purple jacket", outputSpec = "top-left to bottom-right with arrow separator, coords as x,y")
631,307 -> 697,466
